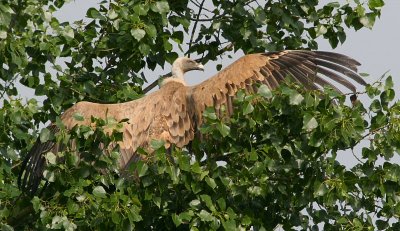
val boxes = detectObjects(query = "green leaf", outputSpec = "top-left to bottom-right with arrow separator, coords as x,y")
67,200 -> 79,214
133,4 -> 148,15
384,76 -> 393,90
0,4 -> 14,14
366,84 -> 381,98
303,114 -> 318,131
87,8 -> 106,20
381,89 -> 395,104
189,199 -> 201,208
254,8 -> 266,24
62,26 -> 74,39
191,162 -> 202,174
172,213 -> 182,227
43,170 -> 55,182
108,9 -> 118,20
200,194 -> 216,212
369,99 -> 381,112
217,198 -> 226,211
314,182 -> 328,197
359,13 -> 376,29
248,186 -> 263,196
93,186 -> 107,198
137,162 -> 149,177
243,102 -> 254,115
73,113 -> 84,121
240,28 -> 252,40
222,219 -> 237,230
31,196 -> 41,212
179,211 -> 194,222
327,2 -> 340,7
217,122 -> 230,137
40,128 -> 51,143
145,24 -> 157,39
257,85 -> 272,99
337,217 -> 348,224
171,31 -> 184,43
45,152 -> 57,165
139,43 -> 150,55
368,0 -> 384,9
203,108 -> 217,120
178,154 -> 190,171
6,148 -> 18,161
198,210 -> 213,221
152,1 -> 170,13
289,90 -> 304,105
165,52 -> 178,63
0,224 -> 14,231
205,177 -> 217,189
166,165 -> 179,184
42,12 -> 52,22
111,211 -> 121,224
151,139 -> 165,149
315,24 -> 328,37
353,218 -> 362,228
376,220 -> 388,230
241,216 -> 252,226
0,30 -> 7,39
131,28 -> 146,41
176,17 -> 190,30
212,21 -> 221,30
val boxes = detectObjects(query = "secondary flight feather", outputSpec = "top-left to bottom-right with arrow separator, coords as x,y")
19,50 -> 367,194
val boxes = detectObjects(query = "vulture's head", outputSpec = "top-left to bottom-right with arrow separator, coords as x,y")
171,57 -> 204,79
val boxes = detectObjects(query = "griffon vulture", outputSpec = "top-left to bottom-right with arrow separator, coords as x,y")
19,50 -> 366,194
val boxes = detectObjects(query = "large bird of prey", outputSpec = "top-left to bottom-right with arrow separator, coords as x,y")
19,50 -> 366,194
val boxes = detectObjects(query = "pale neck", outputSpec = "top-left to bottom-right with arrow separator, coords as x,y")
172,65 -> 185,80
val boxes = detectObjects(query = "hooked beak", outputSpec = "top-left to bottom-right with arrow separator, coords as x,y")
197,64 -> 204,71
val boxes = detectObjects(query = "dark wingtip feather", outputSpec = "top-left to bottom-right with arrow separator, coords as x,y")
315,51 -> 362,67
264,50 -> 367,93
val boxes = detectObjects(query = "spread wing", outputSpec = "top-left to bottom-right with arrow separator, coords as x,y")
190,50 -> 366,124
19,81 -> 194,194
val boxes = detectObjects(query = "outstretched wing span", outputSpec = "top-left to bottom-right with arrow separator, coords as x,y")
190,50 -> 365,124
19,50 -> 366,195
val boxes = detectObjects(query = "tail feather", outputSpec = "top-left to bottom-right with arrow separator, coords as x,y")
18,125 -> 60,195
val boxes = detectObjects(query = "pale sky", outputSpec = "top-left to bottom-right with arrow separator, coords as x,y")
51,0 -> 399,88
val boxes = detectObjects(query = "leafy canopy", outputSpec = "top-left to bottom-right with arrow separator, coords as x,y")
2,0 -> 399,230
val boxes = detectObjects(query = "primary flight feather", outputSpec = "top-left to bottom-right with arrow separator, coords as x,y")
19,50 -> 366,194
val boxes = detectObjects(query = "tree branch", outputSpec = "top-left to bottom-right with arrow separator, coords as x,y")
174,11 -> 230,22
190,0 -> 213,13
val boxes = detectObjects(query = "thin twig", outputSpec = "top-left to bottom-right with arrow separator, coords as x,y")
187,0 -> 206,58
175,11 -> 230,22
190,0 -> 213,13
351,148 -> 365,164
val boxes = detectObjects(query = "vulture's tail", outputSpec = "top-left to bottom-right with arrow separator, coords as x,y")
18,125 -> 60,195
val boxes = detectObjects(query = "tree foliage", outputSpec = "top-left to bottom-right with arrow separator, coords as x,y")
1,0 -> 399,230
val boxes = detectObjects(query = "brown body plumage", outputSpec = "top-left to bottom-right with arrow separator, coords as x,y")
18,50 -> 366,194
